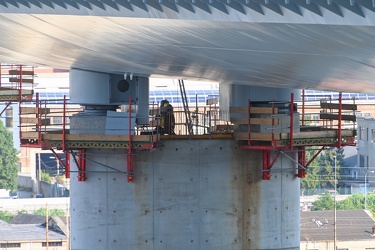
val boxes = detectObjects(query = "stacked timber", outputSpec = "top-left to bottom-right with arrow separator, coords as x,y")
230,102 -> 300,141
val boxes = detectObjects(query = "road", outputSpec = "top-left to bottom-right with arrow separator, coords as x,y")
0,197 -> 70,213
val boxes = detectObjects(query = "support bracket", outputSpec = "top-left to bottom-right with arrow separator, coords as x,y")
71,149 -> 87,181
262,150 -> 280,180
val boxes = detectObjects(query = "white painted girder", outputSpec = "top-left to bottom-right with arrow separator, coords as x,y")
0,1 -> 375,92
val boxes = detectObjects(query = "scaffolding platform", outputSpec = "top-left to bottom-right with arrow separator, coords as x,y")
0,87 -> 33,101
234,127 -> 355,147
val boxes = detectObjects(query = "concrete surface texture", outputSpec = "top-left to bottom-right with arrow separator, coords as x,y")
70,139 -> 300,250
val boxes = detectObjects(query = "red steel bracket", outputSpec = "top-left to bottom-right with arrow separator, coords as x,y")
262,150 -> 280,180
297,146 -> 306,178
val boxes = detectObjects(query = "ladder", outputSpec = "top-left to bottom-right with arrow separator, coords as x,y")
178,79 -> 194,135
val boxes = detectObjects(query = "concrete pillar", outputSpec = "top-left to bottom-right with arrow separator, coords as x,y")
70,140 -> 300,250
219,83 -> 301,114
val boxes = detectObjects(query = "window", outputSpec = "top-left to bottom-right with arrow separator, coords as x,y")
359,126 -> 365,140
42,242 -> 63,247
360,155 -> 365,168
52,116 -> 62,125
0,243 -> 21,248
5,106 -> 13,128
353,170 -> 358,179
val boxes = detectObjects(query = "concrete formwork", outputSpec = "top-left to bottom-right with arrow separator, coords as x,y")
70,139 -> 300,250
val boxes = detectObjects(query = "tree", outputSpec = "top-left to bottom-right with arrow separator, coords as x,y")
337,193 -> 364,210
0,120 -> 18,191
301,147 -> 344,193
312,193 -> 334,210
316,147 -> 344,189
301,147 -> 320,194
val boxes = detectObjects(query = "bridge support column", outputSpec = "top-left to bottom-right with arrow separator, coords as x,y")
70,140 -> 299,250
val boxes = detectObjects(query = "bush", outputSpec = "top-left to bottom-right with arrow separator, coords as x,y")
34,208 -> 65,216
40,171 -> 51,183
0,211 -> 14,222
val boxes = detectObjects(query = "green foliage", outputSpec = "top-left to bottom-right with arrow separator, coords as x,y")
301,147 -> 320,193
337,193 -> 364,210
0,120 -> 18,191
301,147 -> 344,193
40,170 -> 51,183
312,193 -> 334,210
34,208 -> 65,216
316,148 -> 344,188
312,193 -> 375,216
0,210 -> 14,222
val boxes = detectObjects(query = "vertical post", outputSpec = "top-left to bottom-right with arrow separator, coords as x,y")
297,146 -> 306,178
65,152 -> 70,179
337,92 -> 342,148
66,200 -> 70,250
19,65 -> 22,102
127,96 -> 134,182
262,150 -> 271,180
78,149 -> 86,181
289,93 -> 294,151
301,89 -> 305,126
365,171 -> 368,210
247,99 -> 251,146
334,155 -> 337,250
195,94 -> 198,135
38,152 -> 41,194
56,157 -> 60,177
62,95 -> 66,152
36,92 -> 42,146
271,101 -> 275,145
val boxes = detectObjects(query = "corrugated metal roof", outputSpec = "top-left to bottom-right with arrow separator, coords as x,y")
301,210 -> 375,242
0,223 -> 65,242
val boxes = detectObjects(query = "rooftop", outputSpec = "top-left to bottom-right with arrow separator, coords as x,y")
0,223 -> 65,242
301,210 -> 375,242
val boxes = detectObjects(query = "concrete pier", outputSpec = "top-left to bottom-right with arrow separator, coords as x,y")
70,139 -> 300,250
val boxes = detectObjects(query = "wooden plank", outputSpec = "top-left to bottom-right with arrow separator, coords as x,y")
20,107 -> 50,114
20,117 -> 50,125
209,124 -> 233,133
0,89 -> 33,96
281,129 -> 355,140
320,113 -> 356,121
9,77 -> 34,83
235,129 -> 354,142
8,70 -> 34,76
214,124 -> 233,130
320,102 -> 357,110
231,117 -> 279,125
43,133 -> 153,142
20,131 -> 39,139
233,132 -> 281,141
230,106 -> 278,114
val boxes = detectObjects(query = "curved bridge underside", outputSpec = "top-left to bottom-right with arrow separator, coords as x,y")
1,0 -> 375,92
